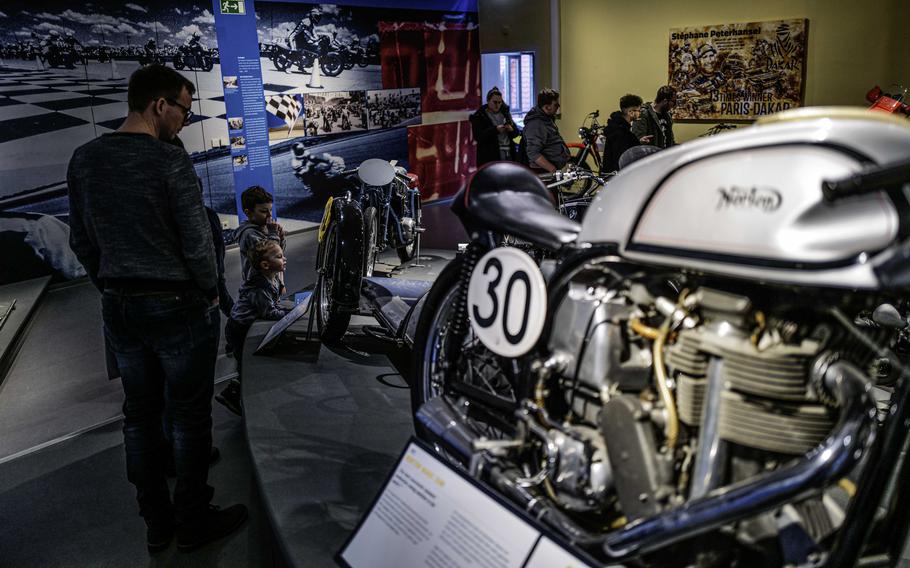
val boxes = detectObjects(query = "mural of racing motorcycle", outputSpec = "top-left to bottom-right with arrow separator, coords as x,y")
172,33 -> 214,72
291,145 -> 349,195
40,33 -> 87,69
411,109 -> 910,567
316,159 -> 422,341
269,34 -> 344,78
331,33 -> 369,71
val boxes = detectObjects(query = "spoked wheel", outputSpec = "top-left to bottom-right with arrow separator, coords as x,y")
316,223 -> 352,343
566,156 -> 595,195
363,206 -> 378,277
410,256 -> 517,462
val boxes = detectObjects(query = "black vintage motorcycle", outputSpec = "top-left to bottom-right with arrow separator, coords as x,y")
411,109 -> 910,567
316,159 -> 423,341
43,45 -> 86,69
269,35 -> 344,78
172,45 -> 214,72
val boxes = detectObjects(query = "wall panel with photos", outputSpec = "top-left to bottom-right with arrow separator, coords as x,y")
0,0 -> 480,285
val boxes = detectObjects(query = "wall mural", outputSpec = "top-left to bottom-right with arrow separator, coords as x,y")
668,19 -> 808,121
0,0 -> 479,285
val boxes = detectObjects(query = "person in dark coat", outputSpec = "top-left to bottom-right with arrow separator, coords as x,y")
469,87 -> 518,167
632,85 -> 678,150
603,93 -> 653,173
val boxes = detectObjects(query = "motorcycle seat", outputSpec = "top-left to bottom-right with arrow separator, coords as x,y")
455,162 -> 580,251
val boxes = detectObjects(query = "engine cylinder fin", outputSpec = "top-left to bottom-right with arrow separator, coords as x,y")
715,340 -> 818,400
718,391 -> 834,455
676,374 -> 705,425
666,332 -> 709,376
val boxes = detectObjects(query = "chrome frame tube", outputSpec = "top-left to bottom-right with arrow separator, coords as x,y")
689,358 -> 728,499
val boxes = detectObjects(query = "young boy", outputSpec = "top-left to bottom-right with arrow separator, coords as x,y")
236,185 -> 286,285
216,240 -> 289,416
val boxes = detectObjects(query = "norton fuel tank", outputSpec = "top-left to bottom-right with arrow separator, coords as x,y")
579,109 -> 910,289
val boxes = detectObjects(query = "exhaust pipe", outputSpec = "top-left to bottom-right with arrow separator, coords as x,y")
415,397 -> 482,460
603,357 -> 877,558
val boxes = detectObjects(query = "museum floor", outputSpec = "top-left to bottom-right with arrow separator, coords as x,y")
0,229 -> 323,566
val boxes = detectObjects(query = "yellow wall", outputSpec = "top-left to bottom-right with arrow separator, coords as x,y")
479,0 -> 553,99
559,0 -> 905,143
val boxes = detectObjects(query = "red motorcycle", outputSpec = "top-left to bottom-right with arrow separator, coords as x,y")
867,84 -> 909,116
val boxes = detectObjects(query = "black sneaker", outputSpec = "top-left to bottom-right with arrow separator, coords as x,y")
215,380 -> 243,417
146,520 -> 174,554
176,504 -> 248,552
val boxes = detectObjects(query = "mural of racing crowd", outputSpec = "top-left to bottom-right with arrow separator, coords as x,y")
267,87 -> 420,136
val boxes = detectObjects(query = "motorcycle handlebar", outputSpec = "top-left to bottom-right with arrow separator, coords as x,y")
822,158 -> 910,202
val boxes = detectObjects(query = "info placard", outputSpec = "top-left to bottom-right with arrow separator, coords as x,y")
340,442 -> 537,567
339,441 -> 595,568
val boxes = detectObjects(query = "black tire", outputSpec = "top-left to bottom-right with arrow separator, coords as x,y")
410,256 -> 464,435
316,223 -> 352,342
410,254 -> 516,445
201,55 -> 214,72
320,53 -> 344,77
272,52 -> 291,72
363,206 -> 378,277
396,192 -> 422,263
396,232 -> 418,263
173,55 -> 185,70
357,60 -> 368,68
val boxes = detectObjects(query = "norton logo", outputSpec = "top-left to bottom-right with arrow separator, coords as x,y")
716,186 -> 782,212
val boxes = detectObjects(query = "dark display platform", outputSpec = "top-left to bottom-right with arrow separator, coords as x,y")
242,252 -> 452,567
0,276 -> 51,386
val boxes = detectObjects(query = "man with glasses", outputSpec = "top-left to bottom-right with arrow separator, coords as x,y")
520,88 -> 570,173
67,64 -> 247,554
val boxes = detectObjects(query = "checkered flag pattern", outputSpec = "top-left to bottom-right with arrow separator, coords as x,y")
266,94 -> 302,129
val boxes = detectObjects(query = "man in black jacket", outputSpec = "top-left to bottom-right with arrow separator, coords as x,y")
469,87 -> 517,166
632,85 -> 677,150
67,64 -> 247,554
603,93 -> 653,172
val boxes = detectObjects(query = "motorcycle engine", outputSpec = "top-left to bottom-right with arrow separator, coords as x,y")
535,265 -> 894,559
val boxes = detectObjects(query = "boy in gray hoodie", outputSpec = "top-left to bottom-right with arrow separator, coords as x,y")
236,185 -> 286,286
216,239 -> 289,416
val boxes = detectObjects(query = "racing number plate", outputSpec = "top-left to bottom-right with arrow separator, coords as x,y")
467,248 -> 547,357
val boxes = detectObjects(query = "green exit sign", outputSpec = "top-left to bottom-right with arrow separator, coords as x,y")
219,0 -> 245,15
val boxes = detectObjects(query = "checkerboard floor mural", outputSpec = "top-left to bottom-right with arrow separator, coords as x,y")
0,62 -> 230,198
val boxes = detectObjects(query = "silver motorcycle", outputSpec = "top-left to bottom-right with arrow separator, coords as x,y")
410,108 -> 910,567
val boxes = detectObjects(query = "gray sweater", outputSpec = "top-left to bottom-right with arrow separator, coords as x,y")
67,132 -> 218,297
522,106 -> 570,169
230,273 -> 288,326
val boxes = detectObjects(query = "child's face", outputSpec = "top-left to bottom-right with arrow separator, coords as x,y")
260,246 -> 287,274
245,202 -> 273,226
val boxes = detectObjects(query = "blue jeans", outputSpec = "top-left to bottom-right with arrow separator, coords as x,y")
102,290 -> 219,525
